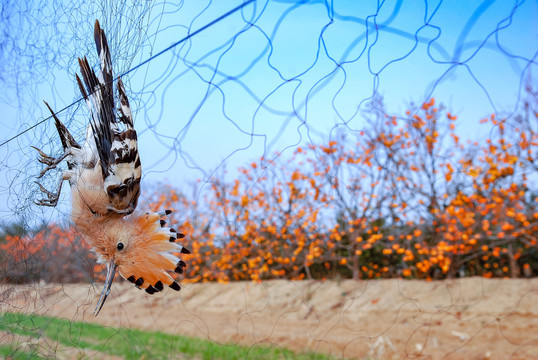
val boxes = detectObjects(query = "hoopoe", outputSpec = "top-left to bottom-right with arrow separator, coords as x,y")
34,20 -> 190,316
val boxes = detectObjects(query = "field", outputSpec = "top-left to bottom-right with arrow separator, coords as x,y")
1,278 -> 538,359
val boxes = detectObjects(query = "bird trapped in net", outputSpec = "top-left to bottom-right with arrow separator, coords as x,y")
33,20 -> 190,316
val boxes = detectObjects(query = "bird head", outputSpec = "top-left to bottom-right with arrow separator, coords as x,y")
91,209 -> 189,316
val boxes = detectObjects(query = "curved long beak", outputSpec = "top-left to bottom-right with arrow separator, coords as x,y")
93,260 -> 117,316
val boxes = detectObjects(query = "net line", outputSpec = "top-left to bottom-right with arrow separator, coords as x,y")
0,0 -> 255,148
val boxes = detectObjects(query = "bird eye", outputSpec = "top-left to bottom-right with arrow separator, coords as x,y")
117,242 -> 124,251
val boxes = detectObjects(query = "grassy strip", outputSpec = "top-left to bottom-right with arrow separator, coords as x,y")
0,312 -> 339,360
0,344 -> 42,360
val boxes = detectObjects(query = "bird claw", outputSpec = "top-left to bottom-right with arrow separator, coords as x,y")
37,165 -> 57,179
32,146 -> 56,165
34,181 -> 61,207
34,198 -> 59,207
31,146 -> 69,179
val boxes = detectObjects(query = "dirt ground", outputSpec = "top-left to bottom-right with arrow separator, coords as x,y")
2,278 -> 538,359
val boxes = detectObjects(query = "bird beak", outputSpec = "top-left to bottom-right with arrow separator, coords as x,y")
93,260 -> 117,316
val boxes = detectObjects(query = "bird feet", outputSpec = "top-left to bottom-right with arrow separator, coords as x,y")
34,181 -> 64,207
31,146 -> 69,179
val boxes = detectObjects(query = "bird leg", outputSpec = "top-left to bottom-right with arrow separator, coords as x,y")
31,146 -> 70,179
34,177 -> 65,207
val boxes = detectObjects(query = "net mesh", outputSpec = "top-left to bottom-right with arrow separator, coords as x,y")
1,0 -> 537,358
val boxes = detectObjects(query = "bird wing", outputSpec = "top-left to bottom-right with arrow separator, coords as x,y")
76,20 -> 141,215
43,101 -> 81,170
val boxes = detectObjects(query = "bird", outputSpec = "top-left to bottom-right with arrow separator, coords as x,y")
33,20 -> 190,316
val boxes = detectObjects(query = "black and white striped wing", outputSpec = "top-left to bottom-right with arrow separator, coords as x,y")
76,20 -> 141,215
105,75 -> 141,214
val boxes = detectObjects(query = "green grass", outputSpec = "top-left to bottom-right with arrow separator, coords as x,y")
0,312 -> 340,360
0,344 -> 42,360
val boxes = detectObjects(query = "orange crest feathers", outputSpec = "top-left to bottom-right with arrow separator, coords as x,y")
119,209 -> 189,293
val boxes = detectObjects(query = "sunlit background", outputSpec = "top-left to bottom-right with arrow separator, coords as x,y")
0,0 -> 535,227
1,1 -> 538,358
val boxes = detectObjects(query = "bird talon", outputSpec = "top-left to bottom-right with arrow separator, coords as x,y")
34,198 -> 59,207
32,147 -> 70,179
34,181 -> 61,207
31,146 -> 48,158
37,162 -> 63,179
31,146 -> 55,165
37,167 -> 53,179
35,181 -> 51,195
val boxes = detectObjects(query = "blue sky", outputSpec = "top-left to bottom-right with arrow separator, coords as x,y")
0,0 -> 536,226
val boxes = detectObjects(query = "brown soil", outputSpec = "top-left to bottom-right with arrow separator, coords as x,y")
2,278 -> 538,359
